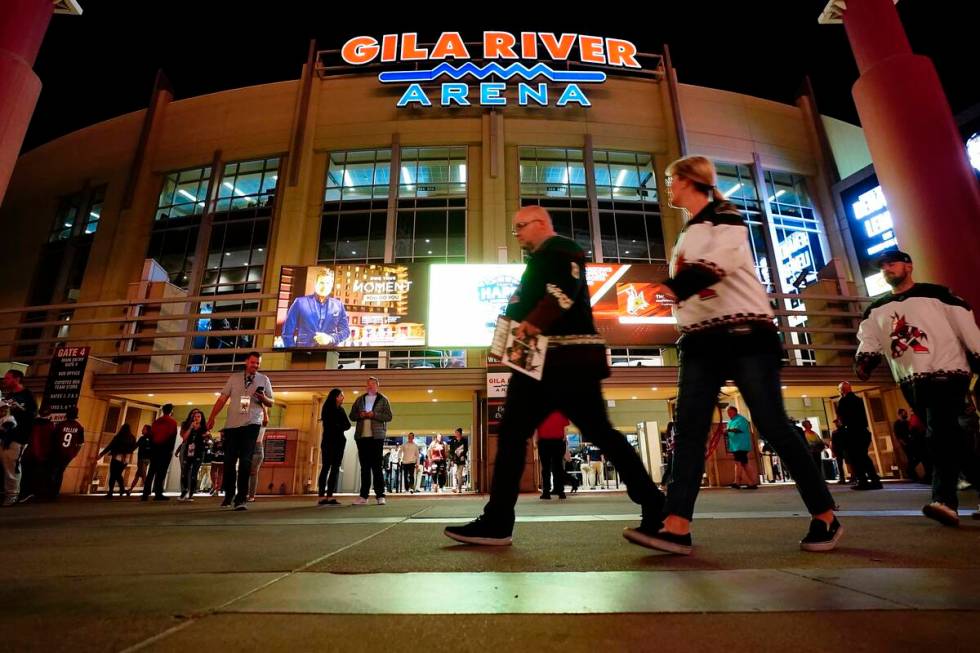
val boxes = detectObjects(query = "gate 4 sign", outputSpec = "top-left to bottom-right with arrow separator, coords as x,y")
341,32 -> 642,108
41,346 -> 90,422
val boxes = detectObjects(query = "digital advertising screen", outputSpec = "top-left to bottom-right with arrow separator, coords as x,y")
427,263 -> 677,347
427,264 -> 525,347
585,263 -> 676,346
274,264 -> 429,349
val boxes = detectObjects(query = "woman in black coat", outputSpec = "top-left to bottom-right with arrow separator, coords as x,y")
318,388 -> 351,506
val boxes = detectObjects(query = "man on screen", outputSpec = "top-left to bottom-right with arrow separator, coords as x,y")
281,268 -> 351,348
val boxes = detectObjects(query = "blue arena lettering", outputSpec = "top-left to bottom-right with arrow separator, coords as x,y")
518,83 -> 548,106
441,83 -> 470,106
397,84 -> 432,107
398,82 -> 591,107
480,83 -> 507,106
556,84 -> 590,107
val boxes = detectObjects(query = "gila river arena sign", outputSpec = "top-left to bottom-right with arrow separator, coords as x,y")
340,31 -> 642,108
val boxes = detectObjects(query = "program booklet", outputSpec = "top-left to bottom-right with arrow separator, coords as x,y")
491,316 -> 548,380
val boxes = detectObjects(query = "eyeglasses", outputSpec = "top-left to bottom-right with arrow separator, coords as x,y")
511,219 -> 542,236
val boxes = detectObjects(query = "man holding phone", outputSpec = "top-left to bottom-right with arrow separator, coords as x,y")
207,351 -> 275,511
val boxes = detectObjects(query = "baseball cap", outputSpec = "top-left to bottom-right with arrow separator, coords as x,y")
876,250 -> 912,267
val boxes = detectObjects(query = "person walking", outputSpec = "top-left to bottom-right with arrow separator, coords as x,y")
143,404 -> 178,502
99,424 -> 136,498
444,205 -> 665,546
177,408 -> 208,502
855,250 -> 980,525
621,156 -> 840,555
536,411 -> 569,500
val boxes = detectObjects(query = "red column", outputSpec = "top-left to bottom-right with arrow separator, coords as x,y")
0,0 -> 54,204
842,0 -> 980,309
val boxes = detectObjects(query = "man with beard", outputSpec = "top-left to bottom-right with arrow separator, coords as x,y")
855,250 -> 980,525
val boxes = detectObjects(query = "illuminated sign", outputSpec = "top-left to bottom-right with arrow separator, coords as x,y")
840,173 -> 900,296
341,32 -> 641,108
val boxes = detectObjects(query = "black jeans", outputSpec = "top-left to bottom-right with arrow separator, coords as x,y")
667,336 -> 834,521
401,463 -> 416,491
143,442 -> 174,498
846,429 -> 880,485
355,438 -> 385,499
484,372 -> 664,527
538,438 -> 566,495
108,459 -> 127,495
902,376 -> 980,509
223,425 -> 261,504
318,438 -> 346,496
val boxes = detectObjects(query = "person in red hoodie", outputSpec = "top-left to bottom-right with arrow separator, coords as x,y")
536,411 -> 569,500
16,409 -> 55,503
142,404 -> 178,501
49,407 -> 85,500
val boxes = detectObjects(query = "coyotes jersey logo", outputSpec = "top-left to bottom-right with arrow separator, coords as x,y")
889,312 -> 929,358
674,254 -> 717,300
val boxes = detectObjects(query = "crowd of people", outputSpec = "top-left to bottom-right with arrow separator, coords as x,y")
3,157 -> 980,560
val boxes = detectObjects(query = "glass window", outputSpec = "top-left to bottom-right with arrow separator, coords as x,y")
49,193 -> 82,242
187,299 -> 261,373
388,349 -> 466,369
83,186 -> 105,235
519,147 -> 592,258
594,150 -> 664,262
156,166 -> 212,221
320,149 -> 391,264
715,162 -> 773,291
764,170 -> 825,293
395,146 -> 467,263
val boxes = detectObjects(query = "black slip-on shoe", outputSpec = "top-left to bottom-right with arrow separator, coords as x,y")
800,517 -> 844,552
444,516 -> 513,546
623,523 -> 692,555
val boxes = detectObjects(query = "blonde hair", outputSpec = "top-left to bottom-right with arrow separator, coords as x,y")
666,155 -> 726,203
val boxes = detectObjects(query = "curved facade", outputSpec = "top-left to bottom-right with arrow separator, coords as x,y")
1,46 -> 902,496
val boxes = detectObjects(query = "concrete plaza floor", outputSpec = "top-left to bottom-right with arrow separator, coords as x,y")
1,482 -> 979,652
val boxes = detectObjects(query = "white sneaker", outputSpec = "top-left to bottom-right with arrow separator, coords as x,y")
352,496 -> 369,505
376,497 -> 386,505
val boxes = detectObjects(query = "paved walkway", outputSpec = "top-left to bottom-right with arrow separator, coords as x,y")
2,483 -> 978,652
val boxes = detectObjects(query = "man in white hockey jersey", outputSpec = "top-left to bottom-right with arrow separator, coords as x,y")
855,250 -> 980,525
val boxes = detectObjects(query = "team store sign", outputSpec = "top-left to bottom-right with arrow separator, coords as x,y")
341,31 -> 642,108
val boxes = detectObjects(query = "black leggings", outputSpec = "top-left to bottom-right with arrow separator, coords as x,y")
318,438 -> 346,496
108,459 -> 127,495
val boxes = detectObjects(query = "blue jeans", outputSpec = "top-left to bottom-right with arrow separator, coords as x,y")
666,329 -> 834,521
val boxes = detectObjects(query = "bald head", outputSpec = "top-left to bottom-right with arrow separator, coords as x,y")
512,205 -> 556,251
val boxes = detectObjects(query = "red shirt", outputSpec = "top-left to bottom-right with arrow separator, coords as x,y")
150,415 -> 178,446
53,420 -> 85,463
537,412 -> 570,440
27,419 -> 55,462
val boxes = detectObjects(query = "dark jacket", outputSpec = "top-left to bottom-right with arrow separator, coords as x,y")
505,235 -> 607,379
321,403 -> 352,443
836,392 -> 869,433
99,430 -> 137,458
348,393 -> 393,440
4,388 -> 37,445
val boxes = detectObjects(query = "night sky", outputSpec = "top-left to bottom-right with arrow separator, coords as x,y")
22,1 -> 980,153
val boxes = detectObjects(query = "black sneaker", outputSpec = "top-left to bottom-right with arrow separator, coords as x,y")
153,495 -> 169,501
557,492 -> 567,500
623,522 -> 693,555
444,516 -> 513,546
17,494 -> 34,504
220,498 -> 233,508
922,502 -> 959,527
234,502 -> 248,511
800,517 -> 844,552
539,493 -> 551,500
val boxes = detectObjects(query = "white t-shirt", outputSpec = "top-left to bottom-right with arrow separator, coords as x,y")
358,393 -> 377,438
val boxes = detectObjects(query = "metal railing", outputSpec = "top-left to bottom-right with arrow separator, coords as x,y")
0,289 -> 871,374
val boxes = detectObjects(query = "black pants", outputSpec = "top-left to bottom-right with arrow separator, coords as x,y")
485,373 -> 663,527
846,430 -> 880,485
108,459 -> 127,495
902,376 -> 980,509
223,425 -> 261,504
49,458 -> 71,499
538,438 -> 566,495
318,438 -> 346,496
356,438 -> 385,499
401,463 -> 416,491
143,442 -> 174,498
18,455 -> 42,499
